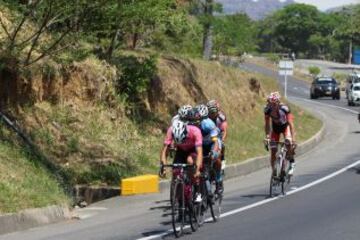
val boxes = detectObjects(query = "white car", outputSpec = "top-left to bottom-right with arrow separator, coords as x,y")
346,72 -> 360,99
348,83 -> 360,106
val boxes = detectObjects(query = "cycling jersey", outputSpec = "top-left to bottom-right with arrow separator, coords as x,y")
200,118 -> 220,147
209,111 -> 227,138
164,125 -> 202,152
264,104 -> 294,134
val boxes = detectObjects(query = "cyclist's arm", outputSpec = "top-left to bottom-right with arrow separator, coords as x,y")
161,127 -> 173,165
160,144 -> 169,166
220,121 -> 228,142
288,114 -> 296,142
195,146 -> 203,174
264,115 -> 271,138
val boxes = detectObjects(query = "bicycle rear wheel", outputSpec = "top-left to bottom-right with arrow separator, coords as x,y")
171,181 -> 184,238
210,185 -> 222,222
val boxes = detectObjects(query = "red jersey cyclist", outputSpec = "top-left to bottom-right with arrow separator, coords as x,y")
160,119 -> 203,202
264,92 -> 296,177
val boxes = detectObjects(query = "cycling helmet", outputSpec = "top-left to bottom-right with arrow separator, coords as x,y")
195,104 -> 209,119
172,120 -> 187,144
178,105 -> 193,120
207,99 -> 220,113
267,92 -> 281,103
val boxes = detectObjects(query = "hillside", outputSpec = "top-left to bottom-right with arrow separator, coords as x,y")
218,0 -> 295,20
0,2 -> 322,213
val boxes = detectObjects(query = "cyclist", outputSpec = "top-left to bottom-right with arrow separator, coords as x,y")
207,100 -> 228,172
171,105 -> 193,124
195,104 -> 223,194
160,119 -> 203,202
264,92 -> 296,177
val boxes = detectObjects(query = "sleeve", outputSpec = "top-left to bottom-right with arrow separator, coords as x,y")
218,113 -> 226,122
193,127 -> 203,147
280,105 -> 291,114
164,127 -> 173,145
264,105 -> 271,115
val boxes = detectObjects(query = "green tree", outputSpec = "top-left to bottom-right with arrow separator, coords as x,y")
213,13 -> 257,56
273,4 -> 320,54
334,5 -> 360,63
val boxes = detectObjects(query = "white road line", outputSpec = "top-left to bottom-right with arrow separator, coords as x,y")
136,159 -> 360,240
290,97 -> 359,114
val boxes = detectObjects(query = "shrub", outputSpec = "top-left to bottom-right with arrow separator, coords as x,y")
308,66 -> 320,76
114,55 -> 157,102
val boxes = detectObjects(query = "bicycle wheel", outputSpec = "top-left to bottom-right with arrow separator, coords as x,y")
269,174 -> 275,197
188,185 -> 199,232
280,170 -> 286,195
196,180 -> 207,226
171,181 -> 184,238
210,181 -> 222,222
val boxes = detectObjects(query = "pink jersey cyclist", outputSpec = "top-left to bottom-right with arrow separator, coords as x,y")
160,120 -> 203,179
164,125 -> 203,152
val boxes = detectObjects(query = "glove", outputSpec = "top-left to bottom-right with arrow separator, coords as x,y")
158,164 -> 166,178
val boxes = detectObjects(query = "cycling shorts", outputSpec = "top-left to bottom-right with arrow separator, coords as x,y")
270,125 -> 292,149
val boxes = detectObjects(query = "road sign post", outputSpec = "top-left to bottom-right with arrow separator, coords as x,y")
279,60 -> 294,98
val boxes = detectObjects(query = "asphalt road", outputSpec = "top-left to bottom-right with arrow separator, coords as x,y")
1,62 -> 360,240
295,59 -> 360,75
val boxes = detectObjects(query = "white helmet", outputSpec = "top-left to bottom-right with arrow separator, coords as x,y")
172,120 -> 187,144
196,104 -> 208,119
178,105 -> 193,120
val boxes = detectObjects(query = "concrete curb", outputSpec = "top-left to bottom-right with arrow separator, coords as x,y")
160,124 -> 326,192
0,205 -> 71,235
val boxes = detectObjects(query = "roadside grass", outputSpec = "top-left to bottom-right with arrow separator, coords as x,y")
0,128 -> 69,213
8,55 -> 322,190
20,102 -> 161,186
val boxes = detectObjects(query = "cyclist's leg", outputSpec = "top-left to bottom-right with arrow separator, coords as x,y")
283,127 -> 295,174
187,150 -> 202,202
270,132 -> 279,176
221,141 -> 226,169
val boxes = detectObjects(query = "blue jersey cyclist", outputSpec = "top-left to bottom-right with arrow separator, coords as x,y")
195,104 -> 223,193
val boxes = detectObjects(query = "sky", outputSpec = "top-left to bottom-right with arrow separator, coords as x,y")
294,0 -> 360,11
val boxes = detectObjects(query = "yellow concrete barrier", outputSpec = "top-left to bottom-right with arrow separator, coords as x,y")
121,174 -> 159,196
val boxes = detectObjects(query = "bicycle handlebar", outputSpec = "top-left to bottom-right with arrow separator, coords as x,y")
162,163 -> 195,168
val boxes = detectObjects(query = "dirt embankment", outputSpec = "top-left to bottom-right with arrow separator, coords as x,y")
0,54 -> 277,185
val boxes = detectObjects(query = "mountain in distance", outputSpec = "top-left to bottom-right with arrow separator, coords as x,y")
325,4 -> 357,13
217,0 -> 295,20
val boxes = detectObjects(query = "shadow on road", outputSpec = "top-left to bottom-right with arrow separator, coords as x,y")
348,167 -> 360,175
240,193 -> 270,199
351,131 -> 360,134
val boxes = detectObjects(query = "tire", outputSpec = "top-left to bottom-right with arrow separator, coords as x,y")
269,175 -> 275,197
171,181 -> 184,238
210,181 -> 222,222
310,93 -> 314,99
188,203 -> 198,232
280,170 -> 287,195
188,186 -> 199,232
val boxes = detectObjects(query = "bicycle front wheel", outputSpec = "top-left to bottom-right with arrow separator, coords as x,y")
171,181 -> 184,238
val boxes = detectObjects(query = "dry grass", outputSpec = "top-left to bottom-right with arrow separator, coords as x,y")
9,54 -> 322,186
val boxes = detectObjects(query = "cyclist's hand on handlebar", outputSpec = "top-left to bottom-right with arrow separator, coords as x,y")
263,137 -> 270,151
158,164 -> 166,178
